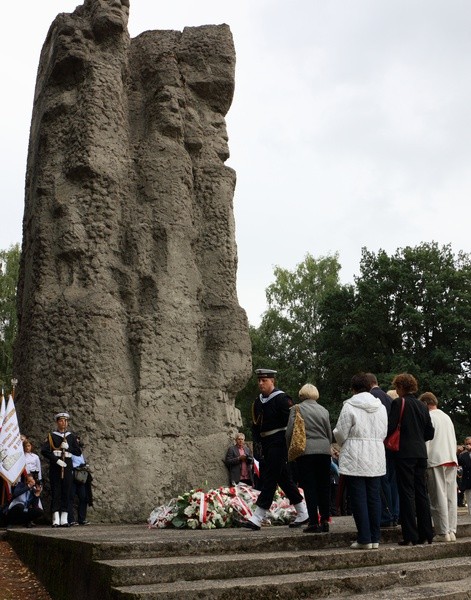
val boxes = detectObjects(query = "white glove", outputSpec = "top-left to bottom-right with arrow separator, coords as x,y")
56,459 -> 67,468
60,441 -> 69,449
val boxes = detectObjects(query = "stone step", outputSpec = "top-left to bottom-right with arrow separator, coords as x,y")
108,556 -> 471,600
90,522 -> 471,561
327,575 -> 471,599
90,528 -> 366,560
95,538 -> 471,587
6,519 -> 471,600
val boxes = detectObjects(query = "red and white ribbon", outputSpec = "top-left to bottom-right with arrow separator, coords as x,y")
198,492 -> 208,524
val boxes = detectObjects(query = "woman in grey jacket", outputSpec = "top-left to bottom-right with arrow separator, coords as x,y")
286,384 -> 332,533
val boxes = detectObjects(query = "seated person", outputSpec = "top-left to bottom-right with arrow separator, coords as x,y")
6,474 -> 44,528
224,432 -> 254,486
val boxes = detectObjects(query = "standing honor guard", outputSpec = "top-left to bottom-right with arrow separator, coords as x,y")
41,412 -> 82,527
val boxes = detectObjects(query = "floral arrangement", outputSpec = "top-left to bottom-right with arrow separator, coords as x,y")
147,483 -> 298,530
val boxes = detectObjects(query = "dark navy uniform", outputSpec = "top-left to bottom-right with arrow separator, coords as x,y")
252,388 -> 303,510
41,425 -> 82,523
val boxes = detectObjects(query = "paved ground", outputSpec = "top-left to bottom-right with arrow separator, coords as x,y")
0,540 -> 52,600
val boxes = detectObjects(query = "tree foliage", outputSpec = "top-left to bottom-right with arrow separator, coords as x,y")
235,253 -> 342,428
239,243 -> 471,438
319,242 -> 471,435
0,244 -> 20,392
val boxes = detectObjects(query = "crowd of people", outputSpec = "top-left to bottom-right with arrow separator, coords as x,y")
1,411 -> 93,529
226,368 -> 471,548
3,374 -> 470,540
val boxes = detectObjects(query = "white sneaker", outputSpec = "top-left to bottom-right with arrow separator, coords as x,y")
434,533 -> 451,542
371,543 -> 379,549
350,542 -> 373,549
449,531 -> 456,542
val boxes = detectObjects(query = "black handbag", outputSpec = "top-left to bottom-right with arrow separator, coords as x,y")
74,466 -> 89,484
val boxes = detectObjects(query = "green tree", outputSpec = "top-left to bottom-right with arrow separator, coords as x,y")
316,284 -> 360,420
0,244 -> 20,392
235,253 -> 342,430
319,242 -> 471,436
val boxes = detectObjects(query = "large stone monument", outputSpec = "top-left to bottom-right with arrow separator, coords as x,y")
15,0 -> 251,521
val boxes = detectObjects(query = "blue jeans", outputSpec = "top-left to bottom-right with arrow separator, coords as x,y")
346,475 -> 381,544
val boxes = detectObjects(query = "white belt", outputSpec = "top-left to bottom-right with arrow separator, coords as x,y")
53,450 -> 72,458
260,427 -> 287,438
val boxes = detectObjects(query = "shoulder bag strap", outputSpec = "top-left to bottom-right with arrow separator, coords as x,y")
397,397 -> 405,429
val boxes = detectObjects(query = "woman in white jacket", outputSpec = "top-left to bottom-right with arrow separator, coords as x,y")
333,373 -> 387,549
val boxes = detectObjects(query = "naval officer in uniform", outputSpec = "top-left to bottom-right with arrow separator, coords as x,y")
242,368 -> 308,530
41,412 -> 82,527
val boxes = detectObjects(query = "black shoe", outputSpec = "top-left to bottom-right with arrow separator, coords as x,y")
303,524 -> 321,533
398,539 -> 429,546
240,520 -> 261,531
289,517 -> 309,528
79,521 -> 90,526
381,520 -> 399,528
25,522 -> 35,529
417,538 -> 433,545
321,522 -> 330,533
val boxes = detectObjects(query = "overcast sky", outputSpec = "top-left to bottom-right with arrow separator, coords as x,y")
2,1 -> 470,325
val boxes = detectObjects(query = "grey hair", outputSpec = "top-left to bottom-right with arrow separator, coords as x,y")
299,383 -> 319,401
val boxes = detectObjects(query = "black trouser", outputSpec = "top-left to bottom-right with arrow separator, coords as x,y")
256,432 -> 303,510
296,453 -> 331,525
68,480 -> 88,524
394,457 -> 433,543
7,504 -> 43,525
50,460 -> 74,513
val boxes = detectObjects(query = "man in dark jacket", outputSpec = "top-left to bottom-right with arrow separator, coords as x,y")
6,473 -> 43,528
366,372 -> 398,528
241,369 -> 307,530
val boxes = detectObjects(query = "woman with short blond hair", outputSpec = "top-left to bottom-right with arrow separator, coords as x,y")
286,383 -> 332,533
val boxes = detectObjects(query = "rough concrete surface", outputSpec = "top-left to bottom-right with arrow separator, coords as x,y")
15,0 -> 251,522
